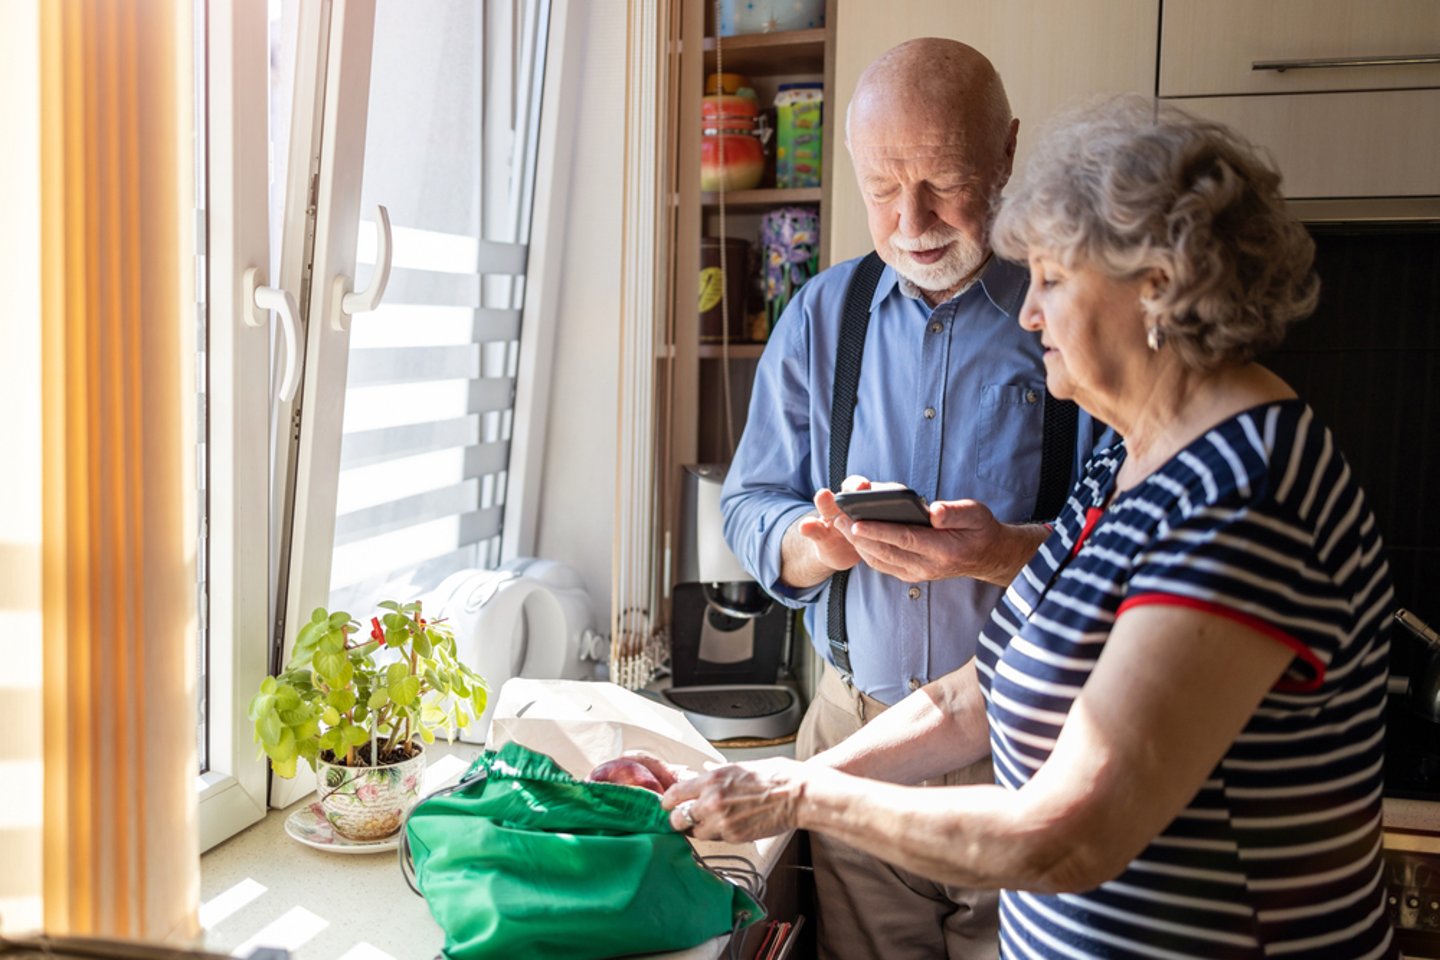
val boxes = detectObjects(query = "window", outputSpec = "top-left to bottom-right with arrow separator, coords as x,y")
199,0 -> 556,836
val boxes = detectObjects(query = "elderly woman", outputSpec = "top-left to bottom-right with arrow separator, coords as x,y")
661,95 -> 1397,958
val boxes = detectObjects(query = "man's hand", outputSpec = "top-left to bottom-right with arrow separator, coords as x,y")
777,476 -> 875,588
843,498 -> 1047,587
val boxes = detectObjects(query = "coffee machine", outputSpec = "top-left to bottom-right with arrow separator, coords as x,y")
662,464 -> 802,741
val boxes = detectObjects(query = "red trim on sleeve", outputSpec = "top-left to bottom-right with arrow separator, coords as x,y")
1116,593 -> 1325,692
1071,507 -> 1105,558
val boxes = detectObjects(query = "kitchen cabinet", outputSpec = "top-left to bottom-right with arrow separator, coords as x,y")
1159,0 -> 1440,199
1160,0 -> 1440,97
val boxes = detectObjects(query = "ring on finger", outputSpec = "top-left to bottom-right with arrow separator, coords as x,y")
679,800 -> 698,830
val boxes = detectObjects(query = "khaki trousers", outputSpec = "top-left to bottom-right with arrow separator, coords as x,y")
795,664 -> 999,960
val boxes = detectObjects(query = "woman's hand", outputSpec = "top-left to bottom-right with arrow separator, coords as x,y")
660,758 -> 813,842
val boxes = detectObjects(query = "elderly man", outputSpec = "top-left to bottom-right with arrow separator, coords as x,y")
719,39 -> 1098,959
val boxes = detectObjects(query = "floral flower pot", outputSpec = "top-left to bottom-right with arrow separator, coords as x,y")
314,742 -> 426,841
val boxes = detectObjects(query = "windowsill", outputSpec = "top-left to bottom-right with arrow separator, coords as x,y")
199,741 -> 485,960
199,738 -> 797,959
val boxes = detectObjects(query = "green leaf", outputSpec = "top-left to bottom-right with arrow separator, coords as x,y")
377,600 -> 401,612
272,754 -> 298,779
257,709 -> 283,746
341,723 -> 370,748
318,728 -> 342,752
317,629 -> 346,654
328,611 -> 352,629
334,659 -> 354,688
390,676 -> 421,707
327,689 -> 357,713
384,627 -> 406,649
413,632 -> 432,658
311,607 -> 328,625
274,684 -> 302,711
386,661 -> 409,687
471,688 -> 488,721
260,676 -> 278,696
294,716 -> 320,741
314,650 -> 345,684
368,688 -> 390,709
322,706 -> 341,726
455,710 -> 470,729
401,602 -> 421,614
418,725 -> 435,744
248,692 -> 275,721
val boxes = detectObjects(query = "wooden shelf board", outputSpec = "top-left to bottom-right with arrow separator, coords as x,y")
700,187 -> 821,209
703,28 -> 826,75
698,343 -> 767,359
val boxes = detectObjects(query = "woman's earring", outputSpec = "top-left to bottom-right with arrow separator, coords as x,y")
1146,325 -> 1166,351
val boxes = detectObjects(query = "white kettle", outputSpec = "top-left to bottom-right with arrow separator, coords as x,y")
427,558 -> 599,742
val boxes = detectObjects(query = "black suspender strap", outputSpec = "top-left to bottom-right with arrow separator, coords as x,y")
826,252 -> 886,676
1031,394 -> 1079,522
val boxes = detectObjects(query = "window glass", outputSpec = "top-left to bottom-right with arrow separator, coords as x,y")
327,0 -> 548,614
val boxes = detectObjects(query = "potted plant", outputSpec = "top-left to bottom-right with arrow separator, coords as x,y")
249,600 -> 488,841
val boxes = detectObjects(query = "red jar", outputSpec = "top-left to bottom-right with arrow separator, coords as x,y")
701,95 -> 765,191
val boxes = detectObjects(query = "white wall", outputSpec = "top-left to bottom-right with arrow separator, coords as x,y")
532,0 -> 626,619
0,0 -> 44,935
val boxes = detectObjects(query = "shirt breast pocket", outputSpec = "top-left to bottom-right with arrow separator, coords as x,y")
975,382 -> 1046,499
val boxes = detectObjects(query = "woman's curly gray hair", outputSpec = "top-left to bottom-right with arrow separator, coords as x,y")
992,94 -> 1319,371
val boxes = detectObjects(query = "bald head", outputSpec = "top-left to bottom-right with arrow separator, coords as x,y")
847,38 -> 1012,167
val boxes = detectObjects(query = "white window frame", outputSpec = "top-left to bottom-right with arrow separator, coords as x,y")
197,0 -> 274,851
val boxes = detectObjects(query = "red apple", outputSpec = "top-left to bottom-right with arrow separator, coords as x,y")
587,758 -> 665,794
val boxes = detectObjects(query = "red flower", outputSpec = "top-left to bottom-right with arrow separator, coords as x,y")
371,617 -> 385,645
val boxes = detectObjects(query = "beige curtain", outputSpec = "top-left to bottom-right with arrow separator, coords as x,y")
40,0 -> 199,943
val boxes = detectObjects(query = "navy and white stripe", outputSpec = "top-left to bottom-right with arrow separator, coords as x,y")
978,400 -> 1396,959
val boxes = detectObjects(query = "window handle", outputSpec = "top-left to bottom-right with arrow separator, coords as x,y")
331,204 -> 393,332
242,266 -> 303,403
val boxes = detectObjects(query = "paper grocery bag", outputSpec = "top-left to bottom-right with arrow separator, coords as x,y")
485,678 -> 725,779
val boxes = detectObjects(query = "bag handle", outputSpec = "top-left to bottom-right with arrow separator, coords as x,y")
398,763 -> 490,897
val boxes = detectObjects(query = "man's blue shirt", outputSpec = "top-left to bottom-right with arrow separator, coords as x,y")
720,253 -> 1098,705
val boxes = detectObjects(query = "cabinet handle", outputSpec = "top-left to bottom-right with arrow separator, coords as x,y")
1252,53 -> 1440,73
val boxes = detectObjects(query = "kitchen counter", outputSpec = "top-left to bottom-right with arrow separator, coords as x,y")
200,739 -> 798,960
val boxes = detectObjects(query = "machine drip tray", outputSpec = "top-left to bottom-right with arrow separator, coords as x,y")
660,684 -> 803,742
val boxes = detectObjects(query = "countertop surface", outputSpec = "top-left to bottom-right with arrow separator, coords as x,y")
200,739 -> 796,960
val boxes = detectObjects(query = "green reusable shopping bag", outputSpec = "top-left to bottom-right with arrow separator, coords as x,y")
401,741 -> 764,960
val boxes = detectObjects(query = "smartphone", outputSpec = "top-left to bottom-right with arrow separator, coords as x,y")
832,487 -> 932,525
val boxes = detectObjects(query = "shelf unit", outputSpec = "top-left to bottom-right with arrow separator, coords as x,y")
659,0 -> 838,623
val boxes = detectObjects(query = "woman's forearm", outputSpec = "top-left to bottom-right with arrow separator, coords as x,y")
811,663 -> 991,783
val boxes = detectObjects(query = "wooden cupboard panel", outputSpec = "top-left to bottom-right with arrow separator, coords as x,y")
828,0 -> 1159,264
1179,89 -> 1440,198
1161,0 -> 1440,98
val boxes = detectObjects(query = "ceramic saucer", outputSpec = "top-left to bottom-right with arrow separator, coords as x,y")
284,801 -> 400,854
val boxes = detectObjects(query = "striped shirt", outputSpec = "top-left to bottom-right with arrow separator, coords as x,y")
977,400 -> 1397,959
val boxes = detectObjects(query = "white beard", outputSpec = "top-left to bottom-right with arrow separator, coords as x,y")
889,223 -> 988,296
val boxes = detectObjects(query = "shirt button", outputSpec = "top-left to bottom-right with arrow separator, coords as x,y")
1025,389 -> 1040,404
908,677 -> 922,691
907,586 -> 921,600
923,407 -> 936,419
930,321 -> 942,334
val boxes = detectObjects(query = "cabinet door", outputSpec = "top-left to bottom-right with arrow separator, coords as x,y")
1179,89 -> 1440,198
829,0 -> 1159,263
1161,0 -> 1440,97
